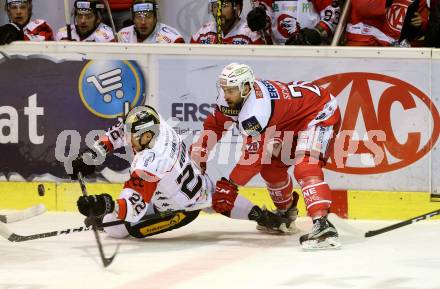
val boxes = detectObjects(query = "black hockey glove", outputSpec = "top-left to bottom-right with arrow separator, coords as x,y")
285,28 -> 322,46
247,6 -> 268,32
69,149 -> 99,180
248,206 -> 290,228
0,23 -> 24,45
77,194 -> 115,217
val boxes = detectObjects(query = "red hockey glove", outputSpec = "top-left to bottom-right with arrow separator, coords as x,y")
212,178 -> 239,213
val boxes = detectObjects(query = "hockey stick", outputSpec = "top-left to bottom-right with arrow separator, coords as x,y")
216,0 -> 223,43
102,0 -> 120,42
78,172 -> 119,268
0,205 -> 211,242
0,221 -> 92,242
63,0 -> 72,40
331,0 -> 351,46
328,209 -> 440,238
0,204 -> 46,223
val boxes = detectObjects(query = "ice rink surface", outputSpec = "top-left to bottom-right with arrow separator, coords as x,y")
0,212 -> 439,289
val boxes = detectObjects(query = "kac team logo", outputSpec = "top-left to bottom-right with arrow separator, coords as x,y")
78,60 -> 145,118
314,72 -> 440,174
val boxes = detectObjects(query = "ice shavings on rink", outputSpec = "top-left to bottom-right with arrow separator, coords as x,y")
0,212 -> 439,289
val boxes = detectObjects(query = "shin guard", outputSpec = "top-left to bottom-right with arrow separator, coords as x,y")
267,177 -> 294,210
300,179 -> 332,216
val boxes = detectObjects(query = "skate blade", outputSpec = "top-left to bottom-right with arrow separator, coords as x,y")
278,223 -> 300,235
301,237 -> 341,250
256,225 -> 284,234
256,224 -> 297,235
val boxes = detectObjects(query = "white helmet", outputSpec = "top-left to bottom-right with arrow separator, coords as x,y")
218,63 -> 255,98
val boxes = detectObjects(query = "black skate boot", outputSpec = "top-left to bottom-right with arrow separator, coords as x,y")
300,216 -> 340,250
256,205 -> 299,234
248,206 -> 293,233
256,191 -> 300,234
250,205 -> 298,234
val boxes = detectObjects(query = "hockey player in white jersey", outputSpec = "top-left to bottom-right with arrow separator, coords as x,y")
71,105 -> 288,239
117,0 -> 185,44
55,0 -> 115,42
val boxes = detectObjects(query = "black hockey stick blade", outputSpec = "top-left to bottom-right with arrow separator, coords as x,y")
364,208 -> 440,237
78,172 -> 119,268
91,225 -> 120,267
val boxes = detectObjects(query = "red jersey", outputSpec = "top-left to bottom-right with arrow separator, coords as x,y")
108,0 -> 133,10
198,79 -> 340,185
346,0 -> 429,46
252,0 -> 340,44
23,19 -> 53,41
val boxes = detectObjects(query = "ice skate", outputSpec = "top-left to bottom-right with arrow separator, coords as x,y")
300,216 -> 341,250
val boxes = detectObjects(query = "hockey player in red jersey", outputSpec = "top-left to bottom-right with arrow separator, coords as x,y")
55,0 -> 115,42
191,63 -> 341,249
0,0 -> 53,45
70,105 -> 288,239
345,0 -> 429,46
191,0 -> 265,44
246,0 -> 340,45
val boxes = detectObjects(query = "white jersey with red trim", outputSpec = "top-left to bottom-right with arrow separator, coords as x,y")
118,23 -> 185,43
100,116 -> 213,223
23,19 -> 53,41
253,0 -> 340,44
55,23 -> 115,42
191,17 -> 264,44
216,82 -> 272,136
130,121 -> 212,213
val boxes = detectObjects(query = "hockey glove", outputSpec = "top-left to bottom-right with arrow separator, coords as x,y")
285,28 -> 322,46
0,23 -> 24,45
248,206 -> 290,229
69,148 -> 101,180
212,177 -> 238,213
77,194 -> 115,217
247,6 -> 268,32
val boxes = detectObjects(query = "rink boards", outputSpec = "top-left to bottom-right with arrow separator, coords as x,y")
0,181 -> 438,220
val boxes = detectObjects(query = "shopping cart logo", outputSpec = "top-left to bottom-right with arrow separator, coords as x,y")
86,68 -> 124,103
79,60 -> 145,118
